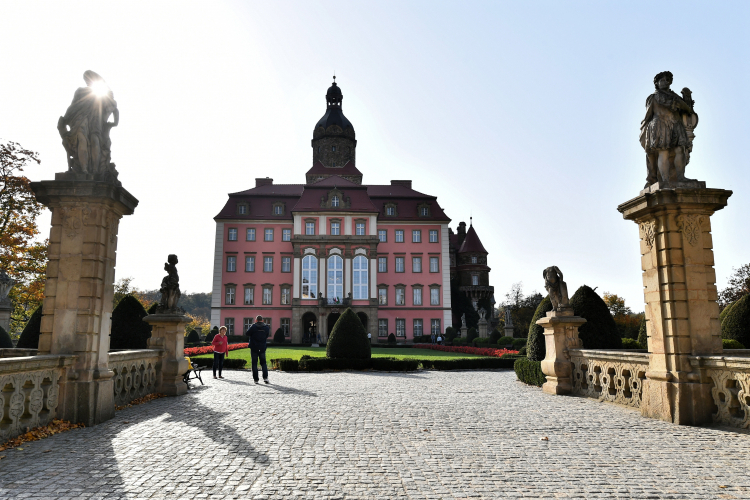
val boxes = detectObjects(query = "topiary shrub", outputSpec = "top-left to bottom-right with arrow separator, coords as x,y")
518,346 -> 527,356
17,305 -> 42,349
186,330 -> 200,344
497,336 -> 514,346
512,338 -> 527,350
721,294 -> 750,348
326,308 -> 371,359
621,338 -> 643,349
445,327 -> 457,342
637,316 -> 648,352
514,358 -> 546,386
570,285 -> 622,349
723,339 -> 746,350
526,295 -> 552,361
110,295 -> 152,350
147,302 -> 158,315
205,328 -> 217,343
273,328 -> 285,344
720,301 -> 737,325
0,325 -> 13,348
387,333 -> 396,344
466,327 -> 478,342
489,329 -> 501,344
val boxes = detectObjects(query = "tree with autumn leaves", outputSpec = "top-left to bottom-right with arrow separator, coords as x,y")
0,141 -> 47,337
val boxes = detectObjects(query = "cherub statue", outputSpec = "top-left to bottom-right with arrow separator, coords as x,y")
461,314 -> 466,328
543,266 -> 570,311
478,308 -> 486,321
640,71 -> 699,188
158,254 -> 182,312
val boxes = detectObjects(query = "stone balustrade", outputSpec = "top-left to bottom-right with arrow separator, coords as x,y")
569,349 -> 650,408
690,354 -> 750,429
109,350 -> 164,407
0,348 -> 38,358
0,354 -> 76,442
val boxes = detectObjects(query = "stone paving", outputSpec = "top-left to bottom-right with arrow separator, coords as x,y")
1,369 -> 750,499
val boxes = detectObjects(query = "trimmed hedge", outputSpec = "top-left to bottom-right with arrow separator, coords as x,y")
110,295 -> 152,350
420,357 -> 516,370
467,327 -> 478,342
719,301 -> 737,325
514,358 -> 546,387
270,358 -> 300,371
621,338 -> 643,349
445,327 -> 457,342
186,330 -> 200,344
371,357 -> 420,371
526,296 -> 552,361
327,308 -> 371,359
721,294 -> 750,348
570,285 -> 622,349
192,357 -> 248,369
16,305 -> 42,349
206,327 -> 218,342
387,333 -> 396,343
452,337 -> 467,345
723,338 -> 746,350
0,325 -> 13,348
273,328 -> 285,344
512,338 -> 527,350
489,330 -> 501,344
297,357 -> 418,372
637,316 -> 648,351
497,336 -> 514,346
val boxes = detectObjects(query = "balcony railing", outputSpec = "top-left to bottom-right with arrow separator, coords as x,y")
318,297 -> 351,307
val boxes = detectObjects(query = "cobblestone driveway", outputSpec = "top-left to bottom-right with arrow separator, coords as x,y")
1,369 -> 749,499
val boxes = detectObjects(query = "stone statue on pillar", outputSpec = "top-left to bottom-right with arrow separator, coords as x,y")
640,71 -> 702,191
0,270 -> 15,333
57,70 -> 120,185
543,266 -> 569,311
157,254 -> 182,313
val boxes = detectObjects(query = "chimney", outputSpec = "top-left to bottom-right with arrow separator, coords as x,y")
390,180 -> 412,189
256,177 -> 273,187
457,221 -> 467,247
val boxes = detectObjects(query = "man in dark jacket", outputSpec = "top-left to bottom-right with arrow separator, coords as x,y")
246,315 -> 270,384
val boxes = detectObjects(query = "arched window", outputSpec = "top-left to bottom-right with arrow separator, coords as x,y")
327,255 -> 343,300
302,255 -> 317,299
352,255 -> 368,300
331,195 -> 339,207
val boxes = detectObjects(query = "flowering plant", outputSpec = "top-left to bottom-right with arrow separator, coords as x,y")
413,344 -> 518,358
184,343 -> 248,356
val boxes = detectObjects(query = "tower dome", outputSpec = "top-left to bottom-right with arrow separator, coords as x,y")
312,76 -> 357,169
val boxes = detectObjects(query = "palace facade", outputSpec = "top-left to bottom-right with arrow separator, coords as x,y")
210,79 -> 492,342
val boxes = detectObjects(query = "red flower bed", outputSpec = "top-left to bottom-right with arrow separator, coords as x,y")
413,344 -> 518,357
184,343 -> 248,356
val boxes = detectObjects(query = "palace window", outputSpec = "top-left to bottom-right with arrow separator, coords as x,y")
273,204 -> 284,216
225,318 -> 234,335
282,229 -> 291,241
244,318 -> 253,334
412,257 -> 422,273
237,204 -> 247,215
327,255 -> 344,300
395,287 -> 405,306
385,205 -> 396,217
244,287 -> 254,305
413,288 -> 422,306
306,222 -> 315,235
264,228 -> 274,241
413,319 -> 423,336
472,275 -> 479,286
430,288 -> 440,306
471,256 -> 478,264
378,288 -> 387,305
431,319 -> 441,336
331,221 -> 340,235
262,287 -> 272,305
226,256 -> 236,272
412,230 -> 421,243
281,318 -> 290,336
246,228 -> 256,241
395,230 -> 404,243
281,287 -> 291,305
378,319 -> 388,337
396,319 -> 405,337
395,257 -> 404,273
355,222 -> 365,235
378,229 -> 387,242
420,206 -> 430,217
430,257 -> 439,273
225,286 -> 235,305
228,228 -> 237,241
429,230 -> 438,243
264,256 -> 273,272
245,256 -> 255,272
352,255 -> 368,300
302,255 -> 318,298
331,196 -> 339,207
281,257 -> 291,273
378,257 -> 387,273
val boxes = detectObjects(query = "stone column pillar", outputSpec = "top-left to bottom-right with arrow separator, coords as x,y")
618,188 -> 731,425
477,318 -> 488,338
460,326 -> 468,338
30,177 -> 138,426
0,270 -> 14,333
144,313 -> 190,396
537,309 -> 586,395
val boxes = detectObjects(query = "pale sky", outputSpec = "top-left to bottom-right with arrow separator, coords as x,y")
1,1 -> 748,312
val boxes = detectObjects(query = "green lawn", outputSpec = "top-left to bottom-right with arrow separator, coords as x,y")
193,346 -> 486,362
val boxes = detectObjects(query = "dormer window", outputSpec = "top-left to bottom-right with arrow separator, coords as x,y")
417,203 -> 431,217
332,196 -> 339,207
385,204 -> 397,217
272,202 -> 285,216
420,207 -> 429,216
237,203 -> 248,215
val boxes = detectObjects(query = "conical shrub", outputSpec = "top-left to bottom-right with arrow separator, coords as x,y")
186,330 -> 200,344
17,305 -> 42,349
326,308 -> 371,359
273,328 -> 285,343
0,325 -> 13,348
527,295 -> 553,361
721,294 -> 750,348
719,301 -> 737,325
637,316 -> 648,351
570,285 -> 622,349
110,295 -> 152,350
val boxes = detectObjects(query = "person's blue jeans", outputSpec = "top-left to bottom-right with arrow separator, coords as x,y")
213,352 -> 225,377
251,348 -> 268,381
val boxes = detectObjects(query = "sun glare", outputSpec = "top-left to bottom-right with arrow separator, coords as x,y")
91,80 -> 110,97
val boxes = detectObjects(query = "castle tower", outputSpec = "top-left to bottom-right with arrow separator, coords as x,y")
456,219 -> 493,307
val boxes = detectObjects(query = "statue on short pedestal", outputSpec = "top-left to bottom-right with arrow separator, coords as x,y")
478,308 -> 486,321
0,270 -> 14,306
640,71 -> 700,189
157,254 -> 182,313
461,314 -> 467,328
504,308 -> 514,328
57,70 -> 120,184
543,266 -> 570,311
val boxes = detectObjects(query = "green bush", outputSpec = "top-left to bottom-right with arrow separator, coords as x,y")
474,337 -> 489,345
273,328 -> 285,344
17,305 -> 42,349
570,285 -> 622,349
0,325 -> 13,348
467,327 -> 478,342
512,338 -> 527,350
723,339 -> 746,350
518,346 -> 527,356
620,338 -> 643,349
206,326 -> 219,342
270,358 -> 299,371
497,336 -> 514,346
192,357 -> 247,369
720,302 -> 737,325
489,329 -> 501,344
326,308 -> 371,359
526,296 -> 553,361
514,358 -> 546,387
186,330 -> 200,344
110,295 -> 152,350
452,337 -> 467,345
637,316 -> 648,351
371,357 -> 419,371
421,357 -> 516,370
387,333 -> 396,344
445,327 -> 457,342
721,294 -> 750,348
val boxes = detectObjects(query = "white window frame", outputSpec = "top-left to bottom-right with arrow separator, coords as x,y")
395,230 -> 404,243
226,256 -> 236,272
225,318 -> 235,335
429,230 -> 438,243
327,255 -> 344,300
413,288 -> 422,306
281,287 -> 291,305
331,196 -> 339,207
378,288 -> 387,305
412,230 -> 421,243
228,228 -> 238,241
264,228 -> 274,241
355,222 -> 366,236
225,286 -> 235,305
246,228 -> 256,241
264,256 -> 273,272
430,288 -> 440,306
395,288 -> 405,306
282,228 -> 291,241
262,287 -> 272,305
395,257 -> 405,273
245,256 -> 255,272
244,287 -> 254,305
281,256 -> 291,273
430,257 -> 439,273
302,255 -> 318,298
412,257 -> 422,273
378,319 -> 388,337
431,319 -> 441,336
352,255 -> 368,300
378,229 -> 387,242
378,257 -> 387,273
396,319 -> 405,337
413,319 -> 423,336
331,222 -> 340,235
306,222 -> 315,235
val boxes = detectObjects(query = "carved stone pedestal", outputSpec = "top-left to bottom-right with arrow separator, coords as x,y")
145,313 -> 190,396
30,178 -> 138,425
460,326 -> 468,339
478,318 -> 488,338
538,309 -> 586,395
0,303 -> 11,333
618,187 -> 731,425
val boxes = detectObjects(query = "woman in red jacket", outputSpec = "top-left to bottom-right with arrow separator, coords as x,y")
211,326 -> 229,379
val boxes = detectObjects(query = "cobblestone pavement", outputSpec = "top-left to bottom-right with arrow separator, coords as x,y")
1,369 -> 750,499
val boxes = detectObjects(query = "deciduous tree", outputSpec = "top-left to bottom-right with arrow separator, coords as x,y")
718,264 -> 750,309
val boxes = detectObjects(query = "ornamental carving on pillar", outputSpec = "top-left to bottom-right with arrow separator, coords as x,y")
106,213 -> 119,243
639,221 -> 656,249
676,214 -> 704,246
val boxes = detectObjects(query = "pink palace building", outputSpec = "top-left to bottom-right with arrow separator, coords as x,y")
211,79 -> 489,343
